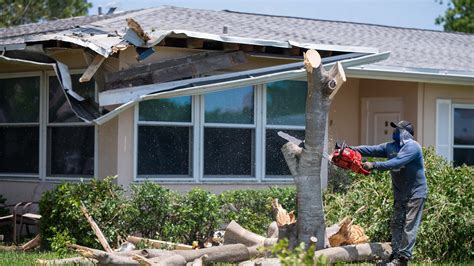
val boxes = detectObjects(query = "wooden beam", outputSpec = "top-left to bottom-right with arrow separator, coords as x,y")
79,55 -> 106,83
105,51 -> 247,90
187,38 -> 204,49
223,43 -> 240,51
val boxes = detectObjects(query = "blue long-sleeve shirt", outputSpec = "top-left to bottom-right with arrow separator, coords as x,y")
353,140 -> 428,201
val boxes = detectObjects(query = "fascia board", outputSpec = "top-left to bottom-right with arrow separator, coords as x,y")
347,65 -> 474,86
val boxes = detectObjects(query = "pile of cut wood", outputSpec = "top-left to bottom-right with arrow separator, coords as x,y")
36,200 -> 392,265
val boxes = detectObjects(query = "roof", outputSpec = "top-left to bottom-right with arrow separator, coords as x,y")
1,5 -> 473,74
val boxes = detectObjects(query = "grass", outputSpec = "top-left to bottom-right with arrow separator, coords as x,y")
0,249 -> 76,266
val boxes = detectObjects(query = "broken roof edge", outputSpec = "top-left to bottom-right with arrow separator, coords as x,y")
94,51 -> 390,125
24,34 -> 122,57
125,28 -> 380,54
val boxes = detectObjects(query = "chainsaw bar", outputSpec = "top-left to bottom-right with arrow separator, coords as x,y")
277,131 -> 332,161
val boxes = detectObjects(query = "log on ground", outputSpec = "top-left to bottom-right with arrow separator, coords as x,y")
314,242 -> 392,263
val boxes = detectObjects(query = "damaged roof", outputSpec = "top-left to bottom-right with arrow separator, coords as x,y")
0,5 -> 473,73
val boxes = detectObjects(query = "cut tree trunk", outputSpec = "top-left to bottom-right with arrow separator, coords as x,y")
36,257 -> 96,265
281,49 -> 346,250
328,216 -> 369,247
127,235 -> 193,250
224,220 -> 277,248
68,244 -> 139,265
314,242 -> 392,263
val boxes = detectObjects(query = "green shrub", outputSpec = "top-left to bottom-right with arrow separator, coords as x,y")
39,176 -> 129,252
324,147 -> 474,262
163,188 -> 220,245
219,187 -> 296,236
127,182 -> 174,239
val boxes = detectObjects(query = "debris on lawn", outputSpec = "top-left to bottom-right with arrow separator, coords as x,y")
41,199 -> 391,265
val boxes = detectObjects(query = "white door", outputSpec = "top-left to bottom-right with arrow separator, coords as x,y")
374,113 -> 400,144
361,98 -> 403,145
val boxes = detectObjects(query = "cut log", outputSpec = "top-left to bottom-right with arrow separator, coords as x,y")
314,242 -> 392,263
131,254 -> 154,266
267,221 -> 278,238
174,243 -> 251,263
127,235 -> 193,250
187,255 -> 206,266
79,202 -> 113,252
21,234 -> 41,251
271,199 -> 298,249
328,217 -> 369,247
224,221 -> 277,247
68,244 -> 139,265
36,257 -> 96,265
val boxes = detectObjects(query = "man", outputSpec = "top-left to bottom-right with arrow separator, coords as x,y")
352,120 -> 427,265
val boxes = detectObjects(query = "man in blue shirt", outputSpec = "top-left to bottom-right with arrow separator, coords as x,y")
352,121 -> 427,266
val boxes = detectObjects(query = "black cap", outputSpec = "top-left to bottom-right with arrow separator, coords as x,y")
390,120 -> 414,136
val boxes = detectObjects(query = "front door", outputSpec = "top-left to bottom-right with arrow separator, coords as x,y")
374,112 -> 400,144
361,98 -> 403,145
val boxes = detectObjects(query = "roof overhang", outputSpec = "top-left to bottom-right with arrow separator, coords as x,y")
347,65 -> 474,86
94,51 -> 390,125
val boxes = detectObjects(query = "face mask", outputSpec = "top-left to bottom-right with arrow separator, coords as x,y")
392,128 -> 400,143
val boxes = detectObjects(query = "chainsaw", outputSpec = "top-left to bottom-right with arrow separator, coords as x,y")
277,131 -> 370,175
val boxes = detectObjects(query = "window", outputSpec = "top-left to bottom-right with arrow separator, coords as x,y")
47,74 -> 95,177
203,86 -> 255,178
436,100 -> 474,167
0,76 -> 40,175
135,80 -> 306,182
137,96 -> 193,178
453,105 -> 474,166
265,80 -> 306,177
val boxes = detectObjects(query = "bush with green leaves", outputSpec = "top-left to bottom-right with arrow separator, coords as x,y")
126,182 -> 174,239
163,188 -> 220,245
219,187 -> 296,236
39,176 -> 129,253
324,147 -> 474,262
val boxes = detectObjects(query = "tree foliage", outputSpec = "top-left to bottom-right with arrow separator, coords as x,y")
435,0 -> 474,33
0,0 -> 92,27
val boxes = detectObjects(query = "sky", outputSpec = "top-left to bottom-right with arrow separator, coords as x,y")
88,0 -> 449,31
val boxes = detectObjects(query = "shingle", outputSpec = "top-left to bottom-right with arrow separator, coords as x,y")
1,6 -> 473,72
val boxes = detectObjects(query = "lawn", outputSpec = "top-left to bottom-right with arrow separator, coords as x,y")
0,250 -> 76,266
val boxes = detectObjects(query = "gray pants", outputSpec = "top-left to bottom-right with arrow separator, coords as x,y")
391,198 -> 425,260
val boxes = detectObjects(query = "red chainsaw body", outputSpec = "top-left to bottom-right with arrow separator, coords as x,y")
331,146 -> 370,175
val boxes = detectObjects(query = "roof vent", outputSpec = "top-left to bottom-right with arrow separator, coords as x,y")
107,7 -> 117,15
223,26 -> 228,34
98,7 -> 102,15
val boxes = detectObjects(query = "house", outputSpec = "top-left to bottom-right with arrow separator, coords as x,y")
0,6 -> 473,204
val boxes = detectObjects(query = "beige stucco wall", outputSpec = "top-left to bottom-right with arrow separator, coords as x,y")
329,78 -> 360,146
420,83 -> 474,147
116,107 -> 135,187
98,117 -> 119,179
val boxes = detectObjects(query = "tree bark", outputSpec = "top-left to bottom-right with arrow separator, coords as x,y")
224,220 -> 276,247
314,242 -> 392,263
80,203 -> 113,252
127,235 -> 193,250
36,257 -> 96,265
281,49 -> 346,250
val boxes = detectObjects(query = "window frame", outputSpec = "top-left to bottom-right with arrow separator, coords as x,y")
45,70 -> 98,180
133,79 -> 308,183
134,96 -> 196,182
451,103 -> 474,166
263,81 -> 305,181
0,70 -> 98,181
200,85 -> 260,181
0,72 -> 43,179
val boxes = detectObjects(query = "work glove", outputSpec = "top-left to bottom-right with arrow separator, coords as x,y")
362,162 -> 374,171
